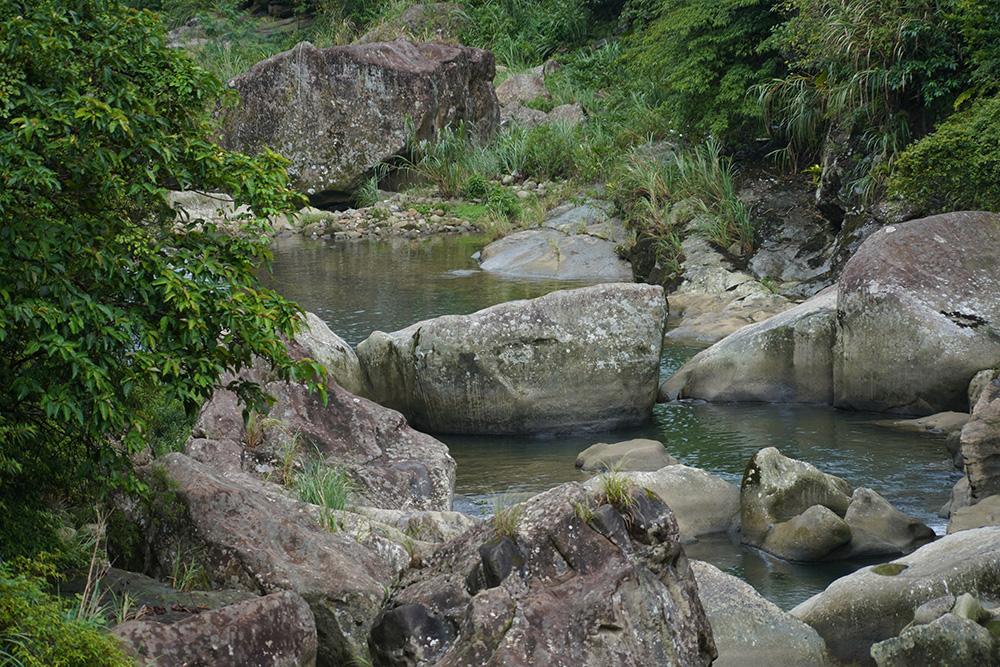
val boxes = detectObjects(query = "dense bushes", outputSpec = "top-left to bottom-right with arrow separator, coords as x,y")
888,93 -> 1000,212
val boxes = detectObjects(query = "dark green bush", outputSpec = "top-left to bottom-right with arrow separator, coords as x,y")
522,123 -> 579,180
888,94 -> 1000,212
0,560 -> 134,667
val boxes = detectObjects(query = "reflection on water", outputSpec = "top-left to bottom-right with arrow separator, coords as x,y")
264,233 -> 962,610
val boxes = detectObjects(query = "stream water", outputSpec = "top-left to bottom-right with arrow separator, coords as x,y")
261,233 -> 963,610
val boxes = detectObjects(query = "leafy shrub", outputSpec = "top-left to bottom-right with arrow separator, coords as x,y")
888,93 -> 1000,212
463,174 -> 489,199
522,123 -> 578,180
0,560 -> 134,667
485,183 -> 521,221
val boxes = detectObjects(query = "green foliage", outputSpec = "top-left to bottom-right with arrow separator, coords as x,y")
625,0 -> 786,139
489,490 -> 523,539
0,0 -> 325,500
888,93 -> 1000,212
295,457 -> 355,531
0,559 -> 134,667
597,469 -> 636,514
521,122 -> 578,181
460,0 -> 598,66
463,174 -> 489,199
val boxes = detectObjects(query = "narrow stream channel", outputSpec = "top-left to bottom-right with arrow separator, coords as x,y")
261,233 -> 962,610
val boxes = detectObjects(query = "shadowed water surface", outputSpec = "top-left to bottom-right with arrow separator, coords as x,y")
263,233 -> 961,609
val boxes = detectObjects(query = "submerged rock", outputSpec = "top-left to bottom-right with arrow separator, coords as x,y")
791,527 -> 1000,666
834,212 -> 1000,415
357,283 -> 667,434
219,41 -> 498,205
368,482 -> 717,666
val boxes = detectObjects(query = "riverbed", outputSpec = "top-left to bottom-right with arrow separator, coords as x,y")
261,232 -> 962,609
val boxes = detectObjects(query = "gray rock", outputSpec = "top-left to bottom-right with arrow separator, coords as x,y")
834,212 -> 1000,415
585,465 -> 739,541
969,369 -> 999,410
575,438 -> 679,472
352,507 -> 479,543
219,41 -> 498,206
356,283 -> 667,434
498,100 -> 549,128
296,312 -> 366,397
941,474 -> 972,519
495,72 -> 549,106
141,453 -> 393,667
547,102 -> 585,126
370,483 -> 717,666
961,374 -> 1000,502
478,227 -> 633,281
740,447 -> 853,560
949,494 -> 1000,533
691,560 -> 832,667
660,287 -> 836,403
841,487 -> 936,558
912,595 -> 955,625
870,612 -> 1000,666
113,590 -> 317,667
791,527 -> 1000,665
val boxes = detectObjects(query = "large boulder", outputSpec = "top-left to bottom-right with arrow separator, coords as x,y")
113,590 -> 317,667
660,287 -> 836,403
190,322 -> 456,512
495,72 -> 549,106
791,527 -> 1000,665
870,612 -> 1000,666
477,227 -> 633,281
295,312 -> 366,397
690,560 -> 831,667
740,448 -> 932,561
141,453 -> 394,667
961,371 -> 1000,502
356,283 -> 667,434
584,465 -> 740,541
219,41 -> 499,205
368,482 -> 717,666
834,212 -> 1000,415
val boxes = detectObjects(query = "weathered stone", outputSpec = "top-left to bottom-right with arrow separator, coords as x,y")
740,447 -> 853,560
691,560 -> 831,667
495,72 -> 549,106
113,590 -> 317,667
661,287 -> 836,403
949,494 -> 1000,533
547,102 -> 585,126
369,483 -> 717,666
357,283 -> 667,435
141,453 -> 393,667
478,227 -> 632,281
912,595 -> 956,625
841,487 -> 935,558
219,41 -> 498,206
765,504 -> 852,562
353,507 -> 479,543
575,438 -> 678,472
961,374 -> 1000,502
870,613 -> 1000,667
834,212 -> 1000,415
296,312 -> 366,396
791,527 -> 1000,666
969,369 -> 999,410
941,474 -> 971,520
585,465 -> 739,541
498,100 -> 549,128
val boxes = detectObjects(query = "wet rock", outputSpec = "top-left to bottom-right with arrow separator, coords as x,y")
834,212 -> 1000,415
478,227 -> 632,281
368,483 -> 717,666
961,372 -> 1000,502
357,283 -> 667,435
113,590 -> 317,667
219,41 -> 498,206
575,438 -> 678,472
661,287 -> 836,403
691,560 -> 831,667
791,527 -> 1000,666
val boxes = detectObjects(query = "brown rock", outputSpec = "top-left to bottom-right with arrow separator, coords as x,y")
961,372 -> 1000,502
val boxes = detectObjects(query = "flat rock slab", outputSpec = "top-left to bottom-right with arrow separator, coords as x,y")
357,283 -> 667,434
478,227 -> 632,281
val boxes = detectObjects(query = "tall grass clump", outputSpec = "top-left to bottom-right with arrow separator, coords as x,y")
296,457 -> 356,531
